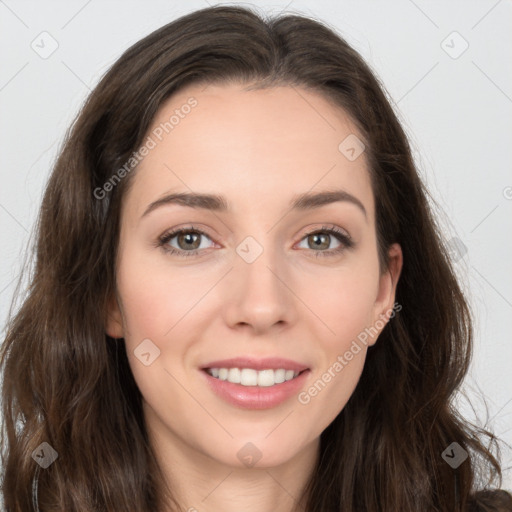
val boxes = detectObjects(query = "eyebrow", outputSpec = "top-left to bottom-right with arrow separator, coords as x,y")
141,189 -> 367,219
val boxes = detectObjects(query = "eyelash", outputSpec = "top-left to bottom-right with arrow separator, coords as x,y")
156,224 -> 354,259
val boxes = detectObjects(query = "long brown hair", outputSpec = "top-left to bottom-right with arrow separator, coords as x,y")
1,5 -> 510,511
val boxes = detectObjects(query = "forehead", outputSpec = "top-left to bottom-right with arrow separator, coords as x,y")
123,83 -> 373,220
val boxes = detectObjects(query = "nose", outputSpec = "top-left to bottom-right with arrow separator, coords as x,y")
222,243 -> 297,335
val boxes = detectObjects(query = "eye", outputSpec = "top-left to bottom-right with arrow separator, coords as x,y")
296,225 -> 354,258
156,224 -> 354,258
157,226 -> 215,257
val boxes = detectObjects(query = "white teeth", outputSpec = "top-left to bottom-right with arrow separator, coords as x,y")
241,368 -> 258,386
285,370 -> 295,381
228,368 -> 241,383
257,369 -> 274,387
206,368 -> 301,386
274,369 -> 286,384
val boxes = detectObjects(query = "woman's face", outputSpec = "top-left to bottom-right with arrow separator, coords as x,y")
107,83 -> 402,470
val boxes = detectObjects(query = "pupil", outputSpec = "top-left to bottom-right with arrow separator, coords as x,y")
180,232 -> 199,249
311,233 -> 328,250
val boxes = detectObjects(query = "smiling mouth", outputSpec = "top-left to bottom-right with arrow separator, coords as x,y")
203,367 -> 308,387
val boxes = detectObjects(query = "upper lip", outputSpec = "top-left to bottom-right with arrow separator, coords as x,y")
201,357 -> 310,373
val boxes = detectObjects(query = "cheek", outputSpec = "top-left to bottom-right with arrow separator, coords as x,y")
115,250 -> 222,392
116,249 -> 211,340
299,260 -> 381,347
293,255 -> 380,418
299,347 -> 367,426
295,269 -> 377,431
114,254 -> 200,413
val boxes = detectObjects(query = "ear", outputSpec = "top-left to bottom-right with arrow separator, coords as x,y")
368,243 -> 403,346
105,291 -> 124,339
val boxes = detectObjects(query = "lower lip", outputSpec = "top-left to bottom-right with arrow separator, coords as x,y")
201,369 -> 311,410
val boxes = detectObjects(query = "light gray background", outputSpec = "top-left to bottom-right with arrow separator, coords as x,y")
1,0 -> 511,494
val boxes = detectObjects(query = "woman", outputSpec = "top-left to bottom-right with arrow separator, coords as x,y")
1,5 -> 510,512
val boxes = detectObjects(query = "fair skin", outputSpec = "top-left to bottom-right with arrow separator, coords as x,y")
106,82 -> 402,512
